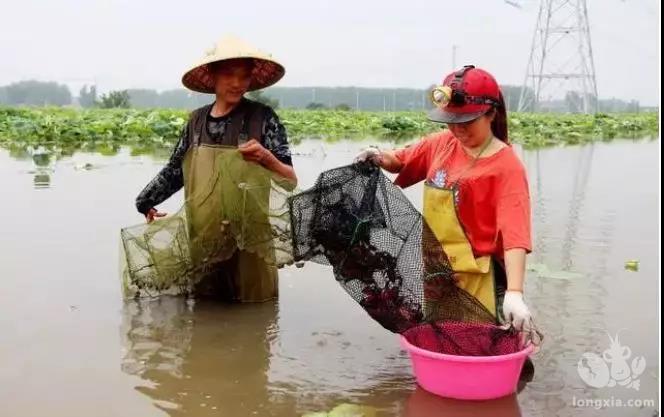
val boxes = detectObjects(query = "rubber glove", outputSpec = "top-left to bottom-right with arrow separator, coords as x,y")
354,147 -> 383,165
502,291 -> 532,332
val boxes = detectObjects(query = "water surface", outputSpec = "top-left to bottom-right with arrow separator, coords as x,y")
0,139 -> 659,416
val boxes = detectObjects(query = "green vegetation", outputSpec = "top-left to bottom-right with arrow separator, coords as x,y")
302,403 -> 376,417
0,107 -> 658,158
508,112 -> 659,146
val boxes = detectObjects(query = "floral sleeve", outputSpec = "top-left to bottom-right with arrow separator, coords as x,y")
135,124 -> 190,215
262,109 -> 293,166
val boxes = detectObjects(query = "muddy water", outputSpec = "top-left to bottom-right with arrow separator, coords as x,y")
0,139 -> 659,417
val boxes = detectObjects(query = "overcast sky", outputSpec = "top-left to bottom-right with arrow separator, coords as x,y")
0,0 -> 659,105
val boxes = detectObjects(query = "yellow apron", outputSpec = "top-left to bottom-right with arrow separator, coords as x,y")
423,183 -> 499,318
182,144 -> 278,302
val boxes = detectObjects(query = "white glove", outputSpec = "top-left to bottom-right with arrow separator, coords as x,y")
354,147 -> 383,165
502,291 -> 532,332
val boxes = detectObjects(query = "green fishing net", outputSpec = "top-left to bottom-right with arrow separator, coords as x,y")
120,148 -> 295,298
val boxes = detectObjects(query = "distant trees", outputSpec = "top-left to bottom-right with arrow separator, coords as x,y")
306,102 -> 327,110
98,90 -> 131,108
0,80 -> 646,113
127,89 -> 210,109
0,80 -> 71,106
125,89 -> 160,108
79,85 -> 98,108
599,98 -> 640,113
246,89 -> 279,109
157,89 -> 196,108
269,87 -> 428,111
564,91 -> 584,113
501,85 -> 535,112
334,103 -> 352,111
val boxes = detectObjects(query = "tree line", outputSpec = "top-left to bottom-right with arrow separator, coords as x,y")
0,81 -> 132,109
0,80 -> 648,113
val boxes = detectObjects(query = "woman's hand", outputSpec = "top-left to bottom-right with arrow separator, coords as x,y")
238,139 -> 297,185
146,208 -> 167,223
354,147 -> 383,165
238,139 -> 275,166
353,147 -> 403,174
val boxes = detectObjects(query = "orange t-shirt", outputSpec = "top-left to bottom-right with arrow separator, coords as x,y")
394,130 -> 532,258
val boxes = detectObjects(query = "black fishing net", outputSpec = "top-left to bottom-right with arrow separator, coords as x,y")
288,162 -> 532,356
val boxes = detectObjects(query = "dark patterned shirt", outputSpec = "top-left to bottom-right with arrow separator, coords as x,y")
135,106 -> 292,215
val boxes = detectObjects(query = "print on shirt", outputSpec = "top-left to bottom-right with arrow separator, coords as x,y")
430,168 -> 461,206
432,169 -> 447,188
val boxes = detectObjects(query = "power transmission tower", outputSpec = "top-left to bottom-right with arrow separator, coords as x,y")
518,0 -> 599,113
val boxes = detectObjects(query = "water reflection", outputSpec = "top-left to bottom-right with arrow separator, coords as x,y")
119,293 -> 535,416
404,388 -> 522,417
119,276 -> 418,416
560,145 -> 594,270
32,172 -> 51,188
530,149 -> 548,256
520,144 -> 644,417
31,147 -> 54,189
121,297 -> 286,416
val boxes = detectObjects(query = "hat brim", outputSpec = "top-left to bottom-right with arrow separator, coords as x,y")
427,107 -> 489,124
182,57 -> 285,94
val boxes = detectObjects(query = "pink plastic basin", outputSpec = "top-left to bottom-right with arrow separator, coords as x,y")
400,333 -> 533,400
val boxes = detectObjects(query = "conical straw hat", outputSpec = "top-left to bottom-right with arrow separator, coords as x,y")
182,36 -> 285,94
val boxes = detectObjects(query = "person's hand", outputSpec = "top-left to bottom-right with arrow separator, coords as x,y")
146,208 -> 167,223
354,147 -> 383,165
238,139 -> 275,166
502,290 -> 532,332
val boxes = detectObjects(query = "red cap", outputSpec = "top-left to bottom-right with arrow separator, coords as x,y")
428,66 -> 502,124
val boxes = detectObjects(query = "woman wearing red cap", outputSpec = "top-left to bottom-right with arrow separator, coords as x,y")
356,65 -> 533,332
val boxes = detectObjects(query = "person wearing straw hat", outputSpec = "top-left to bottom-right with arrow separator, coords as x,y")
135,36 -> 296,302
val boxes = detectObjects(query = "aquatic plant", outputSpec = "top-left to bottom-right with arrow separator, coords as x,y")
0,107 -> 658,153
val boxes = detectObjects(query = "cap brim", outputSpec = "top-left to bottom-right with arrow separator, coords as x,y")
427,108 -> 487,124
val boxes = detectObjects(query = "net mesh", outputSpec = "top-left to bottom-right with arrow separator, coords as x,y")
288,162 -> 532,356
120,157 -> 539,357
120,149 -> 294,298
